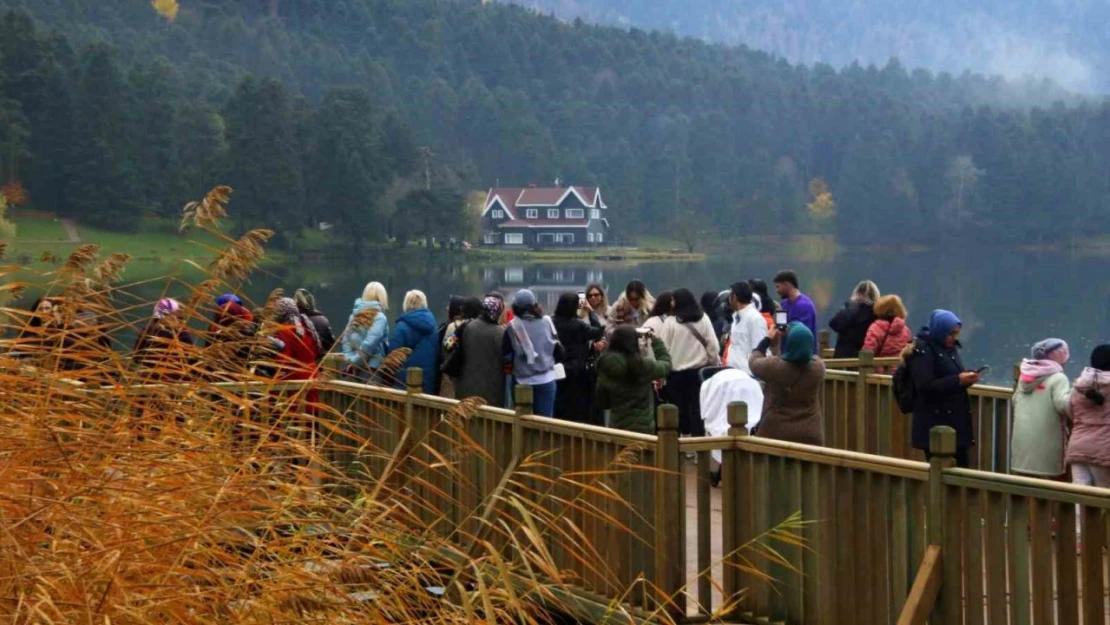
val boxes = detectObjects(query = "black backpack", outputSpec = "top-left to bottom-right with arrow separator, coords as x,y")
891,340 -> 921,414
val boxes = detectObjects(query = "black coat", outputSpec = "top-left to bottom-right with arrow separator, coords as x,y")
553,315 -> 603,424
908,330 -> 973,450
305,311 -> 336,356
828,301 -> 876,358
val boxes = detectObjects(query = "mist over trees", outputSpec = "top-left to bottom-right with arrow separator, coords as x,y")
0,0 -> 1107,247
506,0 -> 1110,94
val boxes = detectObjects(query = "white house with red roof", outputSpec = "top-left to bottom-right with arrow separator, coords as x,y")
480,185 -> 611,248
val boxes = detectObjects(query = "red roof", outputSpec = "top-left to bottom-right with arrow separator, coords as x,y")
484,186 -> 607,227
517,187 -> 566,206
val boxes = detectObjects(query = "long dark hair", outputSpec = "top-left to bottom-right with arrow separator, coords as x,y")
648,291 -> 674,318
607,325 -> 643,381
511,303 -> 543,319
554,293 -> 580,319
749,279 -> 775,314
461,297 -> 483,320
446,295 -> 465,321
672,288 -> 704,323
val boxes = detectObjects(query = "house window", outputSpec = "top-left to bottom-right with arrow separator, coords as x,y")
526,209 -> 538,219
556,233 -> 575,244
565,209 -> 584,219
491,209 -> 504,219
587,233 -> 595,243
483,233 -> 496,245
504,233 -> 523,245
596,233 -> 603,244
547,209 -> 560,219
504,267 -> 524,282
590,209 -> 600,219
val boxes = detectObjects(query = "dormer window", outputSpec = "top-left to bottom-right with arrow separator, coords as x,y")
547,209 -> 559,219
491,209 -> 504,219
566,209 -> 584,219
526,209 -> 538,219
590,209 -> 600,219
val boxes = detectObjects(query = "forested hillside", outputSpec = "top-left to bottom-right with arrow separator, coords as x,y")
0,0 -> 1107,247
508,0 -> 1110,93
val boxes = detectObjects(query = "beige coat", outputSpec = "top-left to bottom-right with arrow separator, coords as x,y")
749,351 -> 825,445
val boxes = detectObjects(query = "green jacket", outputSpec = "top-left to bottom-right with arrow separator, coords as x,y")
596,338 -> 673,434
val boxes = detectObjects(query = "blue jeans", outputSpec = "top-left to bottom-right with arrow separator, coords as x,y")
530,381 -> 557,417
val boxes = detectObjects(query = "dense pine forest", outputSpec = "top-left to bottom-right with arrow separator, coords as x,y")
0,0 -> 1107,247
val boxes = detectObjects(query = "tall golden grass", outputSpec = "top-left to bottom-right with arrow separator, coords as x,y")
0,187 -> 801,623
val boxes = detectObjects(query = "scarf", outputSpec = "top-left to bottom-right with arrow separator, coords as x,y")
1019,358 -> 1063,383
153,298 -> 181,320
274,297 -> 321,348
481,296 -> 503,324
927,309 -> 961,345
781,321 -> 815,364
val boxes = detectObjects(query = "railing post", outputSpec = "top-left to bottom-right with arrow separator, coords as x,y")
721,401 -> 749,613
513,384 -> 532,459
927,425 -> 956,623
856,349 -> 875,453
654,404 -> 684,618
818,330 -> 831,357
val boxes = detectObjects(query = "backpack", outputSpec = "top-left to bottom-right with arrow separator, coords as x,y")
891,340 -> 921,414
440,321 -> 469,378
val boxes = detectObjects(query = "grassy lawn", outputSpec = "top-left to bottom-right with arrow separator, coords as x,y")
11,215 -> 68,241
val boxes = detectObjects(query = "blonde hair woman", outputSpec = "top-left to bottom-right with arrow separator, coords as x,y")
828,279 -> 881,358
341,281 -> 390,381
388,289 -> 439,393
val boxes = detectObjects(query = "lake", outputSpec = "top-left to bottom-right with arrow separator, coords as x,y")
143,246 -> 1110,387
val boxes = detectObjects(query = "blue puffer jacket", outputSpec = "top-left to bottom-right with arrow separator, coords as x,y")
341,299 -> 389,369
389,307 -> 439,393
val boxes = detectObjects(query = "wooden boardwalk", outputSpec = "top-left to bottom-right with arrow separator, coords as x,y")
678,462 -> 1110,622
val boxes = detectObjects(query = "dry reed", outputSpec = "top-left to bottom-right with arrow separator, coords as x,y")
0,187 -> 800,624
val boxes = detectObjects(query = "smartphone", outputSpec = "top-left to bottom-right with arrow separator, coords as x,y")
578,291 -> 587,306
636,327 -> 652,337
774,311 -> 788,329
974,365 -> 991,376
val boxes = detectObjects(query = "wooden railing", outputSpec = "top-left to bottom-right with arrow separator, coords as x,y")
819,350 -> 1017,473
61,366 -> 1110,624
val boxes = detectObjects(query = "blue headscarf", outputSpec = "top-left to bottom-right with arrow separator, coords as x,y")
216,293 -> 242,307
927,309 -> 961,345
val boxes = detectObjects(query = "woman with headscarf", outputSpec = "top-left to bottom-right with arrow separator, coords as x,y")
552,292 -> 604,424
1011,338 -> 1071,478
749,321 -> 825,444
828,280 -> 880,358
906,309 -> 979,467
205,293 -> 258,376
270,297 -> 321,382
133,298 -> 195,382
294,289 -> 335,358
455,296 -> 508,407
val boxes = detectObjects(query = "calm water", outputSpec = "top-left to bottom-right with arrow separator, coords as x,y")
138,247 -> 1110,386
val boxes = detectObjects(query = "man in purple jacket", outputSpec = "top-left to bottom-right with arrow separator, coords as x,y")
774,270 -> 818,350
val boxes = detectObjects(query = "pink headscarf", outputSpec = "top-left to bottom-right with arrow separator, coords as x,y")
153,298 -> 181,320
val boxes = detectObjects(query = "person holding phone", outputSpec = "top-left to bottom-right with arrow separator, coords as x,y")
748,321 -> 825,445
906,309 -> 977,468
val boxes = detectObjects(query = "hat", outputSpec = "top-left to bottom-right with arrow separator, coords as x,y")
512,289 -> 537,309
1032,338 -> 1068,362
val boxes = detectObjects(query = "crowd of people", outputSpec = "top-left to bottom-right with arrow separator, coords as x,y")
12,270 -> 1110,502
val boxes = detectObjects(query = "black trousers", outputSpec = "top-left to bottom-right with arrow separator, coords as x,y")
663,368 -> 705,436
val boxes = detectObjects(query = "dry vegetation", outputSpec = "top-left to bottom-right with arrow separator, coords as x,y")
0,187 -> 800,624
